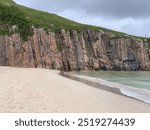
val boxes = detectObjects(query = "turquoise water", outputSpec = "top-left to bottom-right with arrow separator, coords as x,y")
74,71 -> 150,104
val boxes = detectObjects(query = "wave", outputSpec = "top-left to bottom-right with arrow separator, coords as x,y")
72,74 -> 150,104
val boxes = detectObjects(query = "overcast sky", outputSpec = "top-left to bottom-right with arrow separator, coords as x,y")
14,0 -> 150,37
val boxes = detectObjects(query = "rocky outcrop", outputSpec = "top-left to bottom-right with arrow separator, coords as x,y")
0,28 -> 150,71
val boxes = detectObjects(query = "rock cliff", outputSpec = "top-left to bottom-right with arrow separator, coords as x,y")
0,28 -> 150,71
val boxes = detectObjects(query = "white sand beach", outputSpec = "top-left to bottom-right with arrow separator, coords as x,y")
0,67 -> 149,113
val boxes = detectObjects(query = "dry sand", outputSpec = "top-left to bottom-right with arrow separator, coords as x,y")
0,67 -> 149,113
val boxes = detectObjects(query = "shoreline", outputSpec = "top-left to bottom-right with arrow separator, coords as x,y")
61,71 -> 150,105
0,67 -> 150,112
60,71 -> 122,95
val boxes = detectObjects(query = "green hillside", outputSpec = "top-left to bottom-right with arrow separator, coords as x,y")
0,0 -> 16,6
0,0 -> 144,41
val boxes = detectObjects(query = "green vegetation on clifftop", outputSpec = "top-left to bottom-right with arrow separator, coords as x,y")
0,0 -> 32,40
0,0 -> 147,42
0,0 -> 15,6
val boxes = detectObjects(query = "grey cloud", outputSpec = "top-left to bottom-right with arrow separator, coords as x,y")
82,0 -> 150,19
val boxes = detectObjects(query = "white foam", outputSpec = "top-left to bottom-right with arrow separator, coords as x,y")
72,74 -> 150,104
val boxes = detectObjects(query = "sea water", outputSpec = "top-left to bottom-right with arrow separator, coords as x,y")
74,71 -> 150,104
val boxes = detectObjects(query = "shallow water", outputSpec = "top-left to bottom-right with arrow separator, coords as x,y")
74,71 -> 150,104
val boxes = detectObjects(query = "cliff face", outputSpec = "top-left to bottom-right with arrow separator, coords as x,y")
0,28 -> 150,71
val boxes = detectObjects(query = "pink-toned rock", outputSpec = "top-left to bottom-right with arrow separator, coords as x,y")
0,28 -> 150,71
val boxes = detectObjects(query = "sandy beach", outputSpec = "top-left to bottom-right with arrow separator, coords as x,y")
0,67 -> 149,113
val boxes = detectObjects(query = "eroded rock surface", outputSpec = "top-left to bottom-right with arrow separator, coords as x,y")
0,29 -> 150,71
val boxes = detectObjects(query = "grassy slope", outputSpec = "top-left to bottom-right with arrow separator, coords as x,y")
0,0 -> 15,6
18,5 -> 127,36
0,0 -> 146,41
